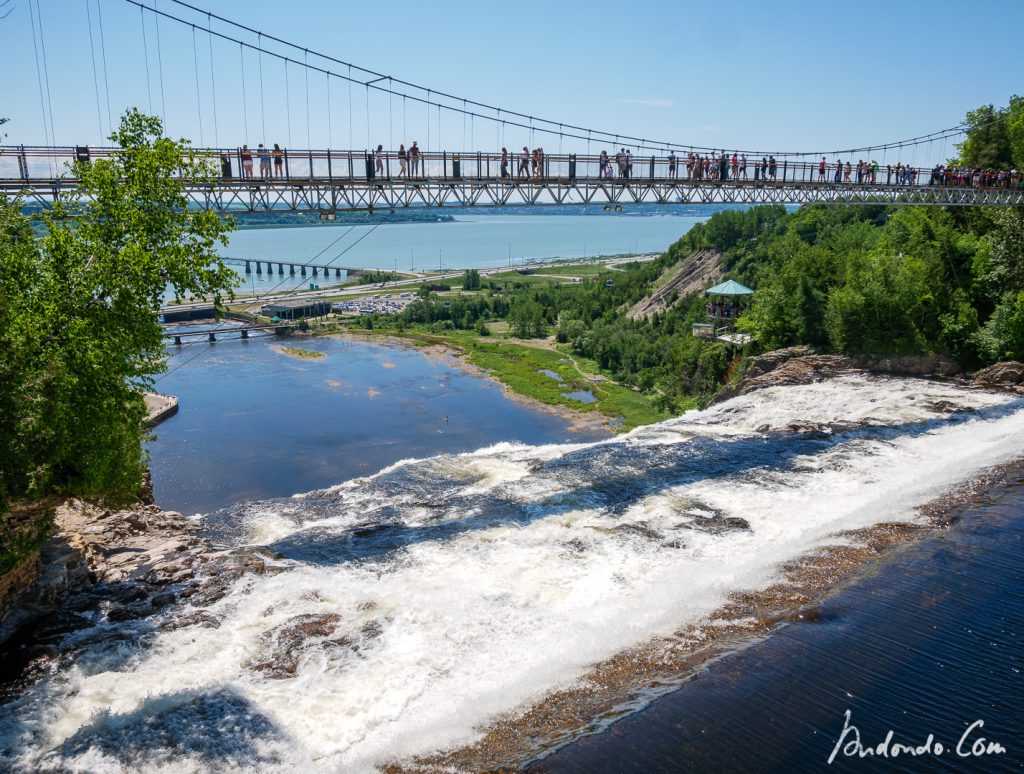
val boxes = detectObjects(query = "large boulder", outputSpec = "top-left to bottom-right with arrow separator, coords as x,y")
973,361 -> 1024,387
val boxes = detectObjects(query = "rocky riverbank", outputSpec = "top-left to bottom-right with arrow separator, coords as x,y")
712,345 -> 971,405
0,499 -> 279,699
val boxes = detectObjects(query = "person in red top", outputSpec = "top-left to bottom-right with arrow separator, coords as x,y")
818,156 -> 826,181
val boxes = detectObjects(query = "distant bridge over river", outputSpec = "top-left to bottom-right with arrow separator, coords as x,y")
220,256 -> 361,277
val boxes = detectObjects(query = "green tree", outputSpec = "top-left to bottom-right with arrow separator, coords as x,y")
508,297 -> 545,338
463,268 -> 481,290
793,274 -> 826,345
979,291 -> 1024,361
0,109 -> 236,509
956,96 -> 1023,169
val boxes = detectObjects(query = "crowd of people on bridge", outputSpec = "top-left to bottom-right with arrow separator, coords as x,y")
218,142 -> 1022,190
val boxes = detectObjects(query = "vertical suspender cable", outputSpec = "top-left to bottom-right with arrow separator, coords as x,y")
365,83 -> 370,150
141,6 -> 153,114
304,50 -> 310,150
402,96 -> 406,145
326,72 -> 333,150
257,34 -> 266,144
154,0 -> 167,124
191,25 -> 205,146
426,89 -> 430,152
347,65 -> 352,150
85,0 -> 104,140
96,0 -> 112,131
389,80 -> 393,152
33,0 -> 57,151
239,42 -> 249,142
28,0 -> 53,169
207,13 -> 219,146
284,58 -> 292,148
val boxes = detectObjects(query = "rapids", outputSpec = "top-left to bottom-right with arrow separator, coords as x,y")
2,375 -> 1022,772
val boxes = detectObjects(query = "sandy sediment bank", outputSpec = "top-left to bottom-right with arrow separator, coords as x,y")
325,329 -> 617,438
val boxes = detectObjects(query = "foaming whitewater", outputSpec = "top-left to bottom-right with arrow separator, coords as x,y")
3,375 -> 1023,772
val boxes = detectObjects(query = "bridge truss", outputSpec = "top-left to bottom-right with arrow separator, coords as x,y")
9,176 -> 1023,214
4,147 -> 1022,212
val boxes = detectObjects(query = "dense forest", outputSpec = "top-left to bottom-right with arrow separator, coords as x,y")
368,96 -> 1024,411
376,200 -> 1023,410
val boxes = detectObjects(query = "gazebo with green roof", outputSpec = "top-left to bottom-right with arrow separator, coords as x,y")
693,279 -> 754,344
705,279 -> 754,297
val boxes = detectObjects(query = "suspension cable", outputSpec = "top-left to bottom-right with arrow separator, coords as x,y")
122,0 -> 1014,159
33,0 -> 57,150
85,0 -> 105,140
284,58 -> 292,148
326,71 -> 332,149
96,0 -> 113,131
28,0 -> 53,164
190,25 -> 205,145
206,12 -> 218,145
304,49 -> 311,149
160,221 -> 383,379
238,41 -> 248,141
153,0 -> 167,123
257,33 -> 266,143
139,5 -> 153,113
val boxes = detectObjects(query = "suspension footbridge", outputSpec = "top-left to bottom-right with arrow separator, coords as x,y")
5,0 -> 1021,214
3,145 -> 1022,212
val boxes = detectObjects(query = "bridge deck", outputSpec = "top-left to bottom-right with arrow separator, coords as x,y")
3,146 -> 1021,211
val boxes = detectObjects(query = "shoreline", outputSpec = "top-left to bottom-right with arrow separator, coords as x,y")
322,329 -> 618,438
406,458 -> 1022,771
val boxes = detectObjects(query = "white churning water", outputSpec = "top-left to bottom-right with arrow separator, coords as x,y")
3,375 -> 1023,772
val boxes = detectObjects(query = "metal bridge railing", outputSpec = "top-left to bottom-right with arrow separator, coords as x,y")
2,145 -> 1022,192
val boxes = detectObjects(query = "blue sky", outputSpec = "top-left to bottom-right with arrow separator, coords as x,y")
3,0 -> 1023,165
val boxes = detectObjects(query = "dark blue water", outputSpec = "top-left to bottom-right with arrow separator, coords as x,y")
147,334 -> 607,514
531,471 -> 1024,773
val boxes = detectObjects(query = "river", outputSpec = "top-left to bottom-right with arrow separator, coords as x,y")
3,213 -> 1023,771
2,352 -> 1023,771
218,213 -> 706,294
146,334 -> 608,516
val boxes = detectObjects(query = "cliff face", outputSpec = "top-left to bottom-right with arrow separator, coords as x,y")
627,250 -> 722,320
712,347 -> 964,405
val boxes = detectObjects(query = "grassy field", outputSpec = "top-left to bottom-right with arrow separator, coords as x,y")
486,272 -> 574,286
530,263 -> 617,277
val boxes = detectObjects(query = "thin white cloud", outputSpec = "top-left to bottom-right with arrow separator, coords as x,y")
619,98 -> 674,109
